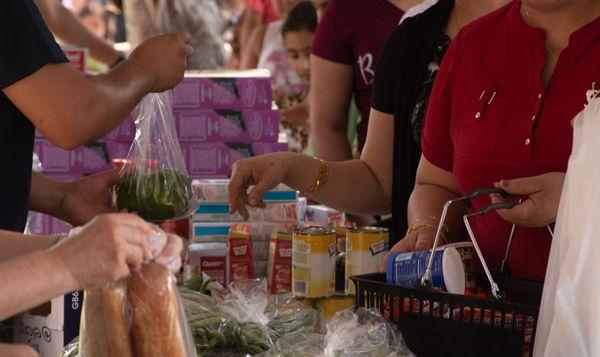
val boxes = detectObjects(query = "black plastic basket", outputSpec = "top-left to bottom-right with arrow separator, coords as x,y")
351,273 -> 542,357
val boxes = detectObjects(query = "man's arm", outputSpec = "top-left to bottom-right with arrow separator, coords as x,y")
3,33 -> 192,150
0,249 -> 77,320
0,230 -> 48,262
35,0 -> 121,66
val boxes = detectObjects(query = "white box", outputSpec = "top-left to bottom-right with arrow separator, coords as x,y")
193,201 -> 302,223
13,292 -> 83,357
191,222 -> 297,244
193,179 -> 298,203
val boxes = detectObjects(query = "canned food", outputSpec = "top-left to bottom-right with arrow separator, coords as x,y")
292,226 -> 336,298
386,243 -> 473,294
314,296 -> 355,321
345,227 -> 389,295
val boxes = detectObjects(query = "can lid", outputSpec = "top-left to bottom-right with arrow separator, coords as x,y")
294,226 -> 336,236
347,226 -> 390,234
442,247 -> 466,294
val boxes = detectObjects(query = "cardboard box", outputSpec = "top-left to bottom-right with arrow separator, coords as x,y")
303,204 -> 346,228
186,242 -> 230,286
193,179 -> 297,203
191,222 -> 297,244
267,232 -> 293,294
174,110 -> 279,143
193,201 -> 301,223
173,70 -> 272,110
27,212 -> 71,235
62,45 -> 88,73
182,142 -> 289,176
34,140 -> 130,174
13,292 -> 83,357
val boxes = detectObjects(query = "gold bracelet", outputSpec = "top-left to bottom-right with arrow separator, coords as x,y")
407,216 -> 450,242
303,157 -> 329,195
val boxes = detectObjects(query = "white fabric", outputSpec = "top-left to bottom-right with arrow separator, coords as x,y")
399,0 -> 439,24
534,94 -> 600,357
257,20 -> 305,96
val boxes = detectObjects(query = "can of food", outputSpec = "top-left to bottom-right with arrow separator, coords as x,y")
292,226 -> 336,298
345,227 -> 389,295
314,296 -> 355,322
386,242 -> 474,294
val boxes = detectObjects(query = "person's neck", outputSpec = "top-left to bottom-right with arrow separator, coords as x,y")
522,0 -> 599,51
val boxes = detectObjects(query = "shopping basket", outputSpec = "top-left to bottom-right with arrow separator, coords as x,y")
351,188 -> 546,357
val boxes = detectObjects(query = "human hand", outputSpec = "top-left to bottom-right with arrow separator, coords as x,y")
58,169 -> 120,226
51,213 -> 154,290
281,100 -> 309,128
127,32 -> 193,93
154,234 -> 183,273
228,152 -> 295,219
379,227 -> 437,272
490,172 -> 565,228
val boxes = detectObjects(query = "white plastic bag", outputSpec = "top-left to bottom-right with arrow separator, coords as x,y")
116,92 -> 198,222
534,96 -> 600,357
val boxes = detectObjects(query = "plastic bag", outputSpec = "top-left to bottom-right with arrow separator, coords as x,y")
180,278 -> 318,355
79,226 -> 196,357
260,308 -> 413,357
534,96 -> 600,357
116,92 -> 198,222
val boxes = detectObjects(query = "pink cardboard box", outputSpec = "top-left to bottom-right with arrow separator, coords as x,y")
28,212 -> 71,235
35,139 -> 130,174
173,71 -> 272,110
173,110 -> 279,142
103,116 -> 136,143
182,142 -> 288,176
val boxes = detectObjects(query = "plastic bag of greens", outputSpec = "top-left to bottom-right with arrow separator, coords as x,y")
116,92 -> 198,222
323,308 -> 414,357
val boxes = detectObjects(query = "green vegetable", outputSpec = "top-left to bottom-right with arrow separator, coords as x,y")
116,169 -> 193,222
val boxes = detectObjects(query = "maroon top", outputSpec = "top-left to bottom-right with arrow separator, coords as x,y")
423,1 -> 600,282
311,0 -> 403,150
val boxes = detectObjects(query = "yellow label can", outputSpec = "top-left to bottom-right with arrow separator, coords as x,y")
292,226 -> 336,298
345,227 -> 389,295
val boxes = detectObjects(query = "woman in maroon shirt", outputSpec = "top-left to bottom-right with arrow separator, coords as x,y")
309,0 -> 419,160
398,0 -> 600,282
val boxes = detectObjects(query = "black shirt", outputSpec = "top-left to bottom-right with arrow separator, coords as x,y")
370,0 -> 454,244
0,0 -> 68,232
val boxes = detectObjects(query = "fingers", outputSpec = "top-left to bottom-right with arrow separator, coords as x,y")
495,176 -> 542,195
494,199 -> 539,227
124,244 -> 145,270
247,176 -> 277,207
414,232 -> 435,251
177,31 -> 192,43
98,168 -> 121,186
228,164 -> 250,218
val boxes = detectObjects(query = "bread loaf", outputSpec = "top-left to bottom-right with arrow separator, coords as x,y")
79,285 -> 133,357
128,263 -> 187,357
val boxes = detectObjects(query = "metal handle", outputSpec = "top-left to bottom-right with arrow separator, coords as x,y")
468,187 -> 508,200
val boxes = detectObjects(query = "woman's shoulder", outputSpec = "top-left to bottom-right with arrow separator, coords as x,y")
458,1 -> 514,42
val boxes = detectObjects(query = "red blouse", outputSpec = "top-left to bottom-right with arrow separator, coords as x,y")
422,1 -> 600,282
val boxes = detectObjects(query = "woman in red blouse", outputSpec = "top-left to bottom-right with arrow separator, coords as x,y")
398,0 -> 600,282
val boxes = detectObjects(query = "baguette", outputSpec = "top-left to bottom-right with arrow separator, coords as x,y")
128,263 -> 187,357
79,285 -> 133,357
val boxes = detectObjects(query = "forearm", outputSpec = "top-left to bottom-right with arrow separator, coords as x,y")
8,61 -> 152,149
38,0 -> 119,65
29,173 -> 69,219
0,230 -> 51,262
407,183 -> 467,241
283,154 -> 390,214
311,127 -> 353,161
0,250 -> 77,320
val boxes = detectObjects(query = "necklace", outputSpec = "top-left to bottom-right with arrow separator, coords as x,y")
524,0 -> 599,57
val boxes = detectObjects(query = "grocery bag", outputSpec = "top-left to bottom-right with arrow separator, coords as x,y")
79,227 -> 196,357
116,92 -> 198,222
534,95 -> 600,356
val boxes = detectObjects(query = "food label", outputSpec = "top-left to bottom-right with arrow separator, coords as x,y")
345,229 -> 389,295
268,233 -> 293,294
292,231 -> 336,298
198,256 -> 227,287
